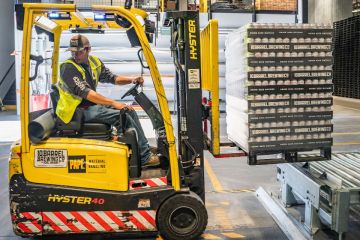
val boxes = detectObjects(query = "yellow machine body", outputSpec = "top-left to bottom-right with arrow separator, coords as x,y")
23,138 -> 129,191
201,19 -> 220,155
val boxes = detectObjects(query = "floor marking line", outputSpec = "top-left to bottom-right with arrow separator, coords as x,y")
334,142 -> 360,146
201,233 -> 222,239
0,143 -> 13,146
333,132 -> 360,136
204,158 -> 235,230
341,106 -> 360,113
222,232 -> 246,238
204,158 -> 223,192
220,201 -> 230,206
205,189 -> 256,194
213,207 -> 234,230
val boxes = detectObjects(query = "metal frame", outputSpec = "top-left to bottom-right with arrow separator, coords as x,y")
200,20 -> 246,158
165,10 -> 205,199
19,3 -> 180,190
201,19 -> 219,155
199,0 -> 207,12
277,153 -> 360,239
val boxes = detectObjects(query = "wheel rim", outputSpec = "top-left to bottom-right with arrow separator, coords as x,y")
168,206 -> 198,234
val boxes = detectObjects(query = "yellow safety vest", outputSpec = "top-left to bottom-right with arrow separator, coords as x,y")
56,55 -> 102,124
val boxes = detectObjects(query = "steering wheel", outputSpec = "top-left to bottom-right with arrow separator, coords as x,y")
121,82 -> 141,99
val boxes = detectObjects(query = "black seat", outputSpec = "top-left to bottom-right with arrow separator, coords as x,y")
50,84 -> 111,139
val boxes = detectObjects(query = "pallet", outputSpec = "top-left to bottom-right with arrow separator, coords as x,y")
247,147 -> 332,165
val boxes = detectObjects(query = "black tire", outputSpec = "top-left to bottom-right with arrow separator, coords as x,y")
157,192 -> 208,240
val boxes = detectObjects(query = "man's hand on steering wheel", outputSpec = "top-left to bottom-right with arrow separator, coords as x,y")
132,76 -> 144,85
111,101 -> 134,111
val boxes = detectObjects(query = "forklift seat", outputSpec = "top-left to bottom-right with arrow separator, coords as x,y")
50,84 -> 111,139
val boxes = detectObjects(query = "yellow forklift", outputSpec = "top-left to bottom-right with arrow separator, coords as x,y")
9,2 -> 207,239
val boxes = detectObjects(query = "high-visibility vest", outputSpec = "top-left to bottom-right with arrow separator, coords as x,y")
56,55 -> 102,123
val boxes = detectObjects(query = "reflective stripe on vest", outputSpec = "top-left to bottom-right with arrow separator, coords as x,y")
56,55 -> 102,124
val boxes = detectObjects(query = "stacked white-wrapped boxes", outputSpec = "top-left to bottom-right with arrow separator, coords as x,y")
225,23 -> 333,164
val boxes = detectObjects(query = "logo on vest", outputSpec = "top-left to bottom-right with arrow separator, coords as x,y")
73,76 -> 85,90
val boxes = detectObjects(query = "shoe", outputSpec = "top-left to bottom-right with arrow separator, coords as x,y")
150,146 -> 158,154
143,153 -> 160,168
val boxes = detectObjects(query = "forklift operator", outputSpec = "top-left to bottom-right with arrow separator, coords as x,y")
56,34 -> 159,167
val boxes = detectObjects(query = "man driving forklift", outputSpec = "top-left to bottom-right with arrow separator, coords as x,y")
58,34 -> 160,167
10,3 -> 208,239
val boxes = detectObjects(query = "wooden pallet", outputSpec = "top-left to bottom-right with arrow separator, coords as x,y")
248,147 -> 332,165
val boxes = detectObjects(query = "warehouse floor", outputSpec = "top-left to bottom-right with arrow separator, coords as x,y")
0,98 -> 359,239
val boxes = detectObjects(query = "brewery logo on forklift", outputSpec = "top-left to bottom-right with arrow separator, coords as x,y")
34,149 -> 67,168
68,155 -> 86,173
188,19 -> 198,60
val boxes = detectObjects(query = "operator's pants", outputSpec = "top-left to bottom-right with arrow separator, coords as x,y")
83,105 -> 151,164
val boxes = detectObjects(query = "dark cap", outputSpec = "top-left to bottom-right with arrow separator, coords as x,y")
67,34 -> 90,52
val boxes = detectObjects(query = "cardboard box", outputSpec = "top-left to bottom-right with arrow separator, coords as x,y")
166,1 -> 176,10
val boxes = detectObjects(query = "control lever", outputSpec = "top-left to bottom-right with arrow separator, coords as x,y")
29,54 -> 44,81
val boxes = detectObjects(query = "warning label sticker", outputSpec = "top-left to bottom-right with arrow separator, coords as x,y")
188,68 -> 200,89
34,149 -> 67,168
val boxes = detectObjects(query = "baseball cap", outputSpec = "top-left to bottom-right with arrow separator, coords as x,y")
67,34 -> 90,52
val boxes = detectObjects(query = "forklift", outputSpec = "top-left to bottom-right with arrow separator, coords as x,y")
9,2 -> 207,239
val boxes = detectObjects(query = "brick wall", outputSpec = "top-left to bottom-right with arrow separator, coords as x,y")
255,0 -> 297,11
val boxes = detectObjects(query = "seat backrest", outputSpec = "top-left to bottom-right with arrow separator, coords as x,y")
49,84 -> 82,132
49,84 -> 110,139
50,84 -> 59,113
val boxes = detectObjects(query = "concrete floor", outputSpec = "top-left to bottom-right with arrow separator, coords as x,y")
0,99 -> 359,239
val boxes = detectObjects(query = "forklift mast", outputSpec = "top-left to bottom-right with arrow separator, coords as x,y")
164,11 -> 205,200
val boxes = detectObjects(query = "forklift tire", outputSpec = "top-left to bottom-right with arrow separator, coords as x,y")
157,192 -> 208,240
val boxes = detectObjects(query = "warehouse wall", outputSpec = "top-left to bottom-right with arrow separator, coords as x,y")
0,1 -> 15,105
308,0 -> 352,24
